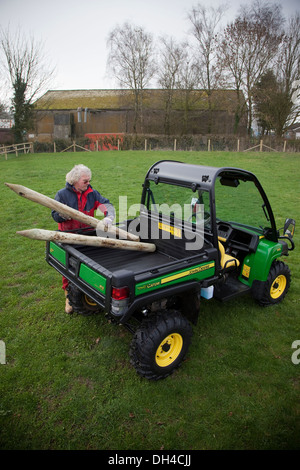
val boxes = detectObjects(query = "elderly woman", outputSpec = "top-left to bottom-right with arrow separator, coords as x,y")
52,164 -> 115,313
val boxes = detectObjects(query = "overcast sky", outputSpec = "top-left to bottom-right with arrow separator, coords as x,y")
1,0 -> 299,98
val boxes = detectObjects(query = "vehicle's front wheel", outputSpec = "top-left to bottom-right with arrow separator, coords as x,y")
67,283 -> 102,315
130,310 -> 193,380
256,261 -> 291,306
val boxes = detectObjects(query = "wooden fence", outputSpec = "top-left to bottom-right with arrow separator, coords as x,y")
1,137 -> 299,157
0,142 -> 33,160
44,137 -> 298,153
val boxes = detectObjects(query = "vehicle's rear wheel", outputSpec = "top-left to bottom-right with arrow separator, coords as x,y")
67,283 -> 102,315
130,310 -> 192,380
256,261 -> 291,306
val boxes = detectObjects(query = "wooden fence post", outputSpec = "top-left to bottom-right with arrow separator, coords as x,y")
208,139 -> 211,151
237,139 -> 240,152
260,140 -> 263,152
283,140 -> 287,152
174,139 -> 177,151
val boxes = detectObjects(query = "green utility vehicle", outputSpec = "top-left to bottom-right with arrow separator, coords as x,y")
46,161 -> 296,379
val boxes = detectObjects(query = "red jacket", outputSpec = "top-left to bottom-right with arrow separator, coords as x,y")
51,183 -> 115,231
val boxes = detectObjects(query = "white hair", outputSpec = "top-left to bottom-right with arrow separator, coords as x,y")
66,164 -> 92,185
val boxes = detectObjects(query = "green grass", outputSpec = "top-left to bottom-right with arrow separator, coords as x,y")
0,150 -> 299,450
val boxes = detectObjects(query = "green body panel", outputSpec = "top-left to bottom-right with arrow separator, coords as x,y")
79,264 -> 107,294
49,242 -> 66,266
239,238 -> 283,286
135,261 -> 215,296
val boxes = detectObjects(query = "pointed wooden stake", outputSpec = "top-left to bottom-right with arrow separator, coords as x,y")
16,229 -> 155,252
5,182 -> 139,241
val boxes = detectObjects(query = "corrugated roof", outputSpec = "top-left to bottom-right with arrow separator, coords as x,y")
34,89 -> 130,110
34,89 -> 244,112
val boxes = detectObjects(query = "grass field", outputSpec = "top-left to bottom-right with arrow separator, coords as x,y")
0,150 -> 299,451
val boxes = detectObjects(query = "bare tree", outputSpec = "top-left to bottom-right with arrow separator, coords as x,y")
157,36 -> 187,134
218,18 -> 249,133
188,3 -> 228,133
107,22 -> 156,133
176,52 -> 200,134
0,26 -> 55,142
253,11 -> 300,138
276,12 -> 300,130
219,1 -> 285,134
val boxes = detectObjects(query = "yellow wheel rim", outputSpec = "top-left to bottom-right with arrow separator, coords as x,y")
155,333 -> 183,368
270,275 -> 287,299
84,295 -> 97,307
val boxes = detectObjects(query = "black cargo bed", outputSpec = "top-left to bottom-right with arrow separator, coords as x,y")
76,245 -> 180,274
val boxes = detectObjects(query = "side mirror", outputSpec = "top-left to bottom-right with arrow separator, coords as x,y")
284,218 -> 296,238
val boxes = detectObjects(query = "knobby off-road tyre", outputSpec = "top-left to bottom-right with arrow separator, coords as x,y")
130,310 -> 193,380
256,260 -> 291,306
67,283 -> 102,316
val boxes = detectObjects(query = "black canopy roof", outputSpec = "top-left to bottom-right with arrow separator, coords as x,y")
146,160 -> 257,190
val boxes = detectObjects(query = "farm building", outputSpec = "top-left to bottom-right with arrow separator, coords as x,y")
31,88 -> 247,143
0,111 -> 14,144
285,122 -> 300,139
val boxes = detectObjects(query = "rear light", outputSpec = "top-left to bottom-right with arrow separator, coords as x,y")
111,286 -> 130,301
111,286 -> 130,317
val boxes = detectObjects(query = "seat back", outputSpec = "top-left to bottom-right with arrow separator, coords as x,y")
218,241 -> 240,270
